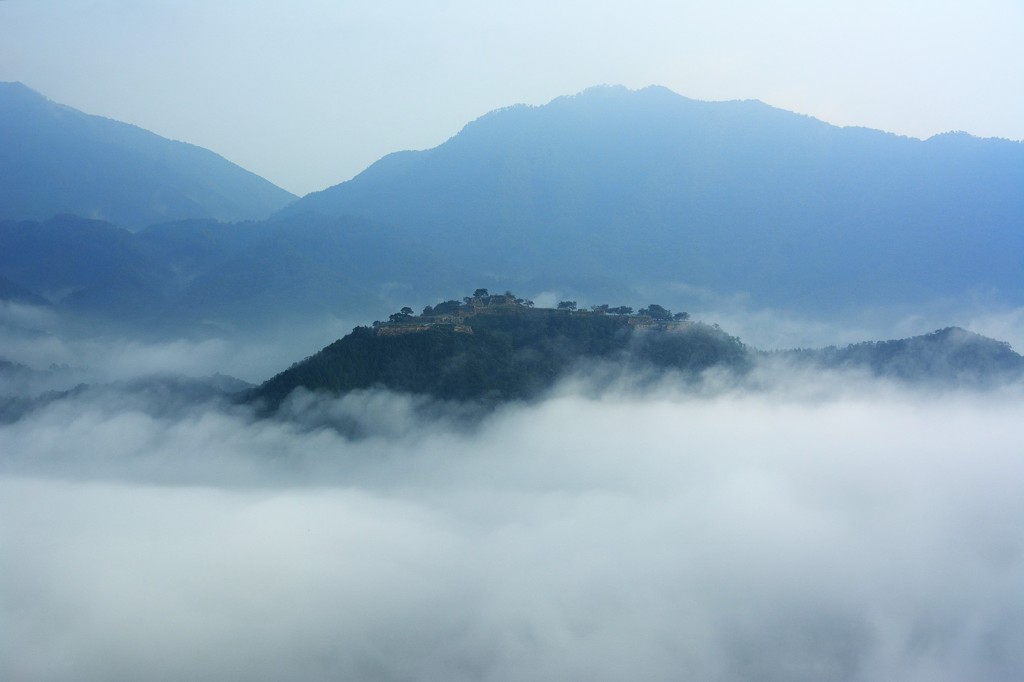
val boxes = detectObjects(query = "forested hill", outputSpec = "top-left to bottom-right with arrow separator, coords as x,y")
778,327 -> 1024,386
249,293 -> 1024,413
249,292 -> 749,410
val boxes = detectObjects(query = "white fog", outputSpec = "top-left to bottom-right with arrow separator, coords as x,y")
3,363 -> 1023,681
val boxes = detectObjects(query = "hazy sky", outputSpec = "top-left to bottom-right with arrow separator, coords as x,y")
2,0 -> 1022,196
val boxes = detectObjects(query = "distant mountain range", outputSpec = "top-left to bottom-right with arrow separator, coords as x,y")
0,82 -> 295,229
287,85 -> 1024,315
1,84 -> 1022,336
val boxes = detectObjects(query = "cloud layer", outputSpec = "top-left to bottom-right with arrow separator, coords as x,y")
3,374 -> 1024,681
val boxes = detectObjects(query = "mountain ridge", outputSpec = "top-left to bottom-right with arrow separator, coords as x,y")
778,326 -> 1024,385
0,82 -> 296,229
280,85 -> 1024,317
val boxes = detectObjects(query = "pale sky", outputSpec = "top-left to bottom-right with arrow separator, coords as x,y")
2,0 -> 1022,196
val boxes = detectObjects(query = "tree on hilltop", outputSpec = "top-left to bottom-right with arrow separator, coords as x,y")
432,300 -> 462,315
639,304 -> 672,320
388,306 -> 415,323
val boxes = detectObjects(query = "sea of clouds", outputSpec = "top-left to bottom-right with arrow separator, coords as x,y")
3,353 -> 1024,681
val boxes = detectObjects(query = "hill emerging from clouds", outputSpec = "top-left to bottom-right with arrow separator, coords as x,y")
248,292 -> 1024,419
250,292 -> 749,412
0,82 -> 296,229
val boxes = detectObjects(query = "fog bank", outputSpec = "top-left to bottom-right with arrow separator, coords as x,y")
2,376 -> 1023,681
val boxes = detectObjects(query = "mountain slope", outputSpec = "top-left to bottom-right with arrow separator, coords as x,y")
284,85 -> 1024,315
170,213 -> 471,328
0,274 -> 49,305
0,82 -> 296,229
0,212 -> 470,332
0,215 -> 171,319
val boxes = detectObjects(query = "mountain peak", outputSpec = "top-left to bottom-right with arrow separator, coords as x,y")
0,81 -> 41,95
0,81 -> 54,111
0,84 -> 296,228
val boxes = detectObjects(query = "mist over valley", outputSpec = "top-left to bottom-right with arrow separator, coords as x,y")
5,363 -> 1024,681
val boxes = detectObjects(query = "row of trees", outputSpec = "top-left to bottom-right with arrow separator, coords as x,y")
381,289 -> 690,325
559,301 -> 689,320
